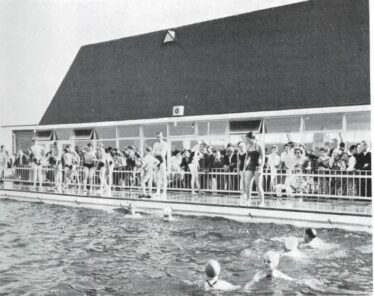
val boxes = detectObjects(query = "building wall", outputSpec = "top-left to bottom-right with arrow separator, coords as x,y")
29,110 -> 371,155
0,127 -> 13,153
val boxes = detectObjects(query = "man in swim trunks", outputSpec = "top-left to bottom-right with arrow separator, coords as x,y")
153,132 -> 169,198
244,251 -> 293,289
82,143 -> 97,193
63,145 -> 80,191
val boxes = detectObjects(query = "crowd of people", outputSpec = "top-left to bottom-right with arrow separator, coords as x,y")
0,133 -> 371,198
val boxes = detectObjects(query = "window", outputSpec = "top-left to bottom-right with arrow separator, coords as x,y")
264,117 -> 300,133
197,122 -> 208,136
304,113 -> 342,131
95,127 -> 116,139
99,140 -> 117,149
229,120 -> 262,134
264,117 -> 301,146
35,130 -> 55,141
303,114 -> 342,150
119,139 -> 140,151
73,129 -> 95,140
143,124 -> 167,138
55,129 -> 72,140
209,121 -> 227,135
169,122 -> 195,136
74,140 -> 94,150
345,112 -> 371,144
346,112 -> 370,130
170,141 -> 184,152
118,125 -> 140,138
144,139 -> 158,151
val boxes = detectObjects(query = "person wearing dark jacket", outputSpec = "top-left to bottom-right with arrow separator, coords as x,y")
354,141 -> 371,197
202,146 -> 215,190
180,150 -> 191,188
223,145 -> 238,190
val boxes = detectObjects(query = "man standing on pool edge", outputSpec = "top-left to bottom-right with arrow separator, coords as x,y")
153,131 -> 169,198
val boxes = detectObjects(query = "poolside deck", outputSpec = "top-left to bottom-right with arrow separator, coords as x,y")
1,182 -> 371,217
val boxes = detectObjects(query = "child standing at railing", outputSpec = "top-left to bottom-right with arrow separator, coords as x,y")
140,146 -> 160,198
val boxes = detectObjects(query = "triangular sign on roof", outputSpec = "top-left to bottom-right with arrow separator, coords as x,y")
163,30 -> 176,44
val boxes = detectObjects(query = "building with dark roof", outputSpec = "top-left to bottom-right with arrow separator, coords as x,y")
12,0 -> 371,154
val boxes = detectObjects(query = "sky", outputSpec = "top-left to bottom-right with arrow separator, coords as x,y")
0,0 -> 306,128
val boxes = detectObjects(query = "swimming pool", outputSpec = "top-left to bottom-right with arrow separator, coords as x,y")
0,200 -> 372,295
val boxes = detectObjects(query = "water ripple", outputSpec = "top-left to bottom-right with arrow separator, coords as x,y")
0,199 -> 372,295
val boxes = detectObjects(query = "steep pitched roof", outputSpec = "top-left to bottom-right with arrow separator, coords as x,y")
39,0 -> 369,125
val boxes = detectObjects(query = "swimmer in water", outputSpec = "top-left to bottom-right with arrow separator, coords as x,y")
304,228 -> 317,244
244,251 -> 293,290
162,207 -> 175,222
123,203 -> 141,218
166,259 -> 239,291
202,260 -> 240,291
302,228 -> 333,250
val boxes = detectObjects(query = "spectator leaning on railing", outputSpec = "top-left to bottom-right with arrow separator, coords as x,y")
0,145 -> 7,180
355,141 -> 371,197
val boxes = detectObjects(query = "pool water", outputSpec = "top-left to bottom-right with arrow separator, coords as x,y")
0,200 -> 372,295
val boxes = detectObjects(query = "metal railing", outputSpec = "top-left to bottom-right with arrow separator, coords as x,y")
0,165 -> 372,201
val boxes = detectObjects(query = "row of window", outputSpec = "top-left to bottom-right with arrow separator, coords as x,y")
35,112 -> 370,142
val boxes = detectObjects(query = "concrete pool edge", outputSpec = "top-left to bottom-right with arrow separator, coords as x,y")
0,189 -> 371,233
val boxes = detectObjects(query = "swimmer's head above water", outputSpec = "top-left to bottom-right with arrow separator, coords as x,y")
205,260 -> 221,280
163,207 -> 173,218
263,251 -> 280,273
128,203 -> 136,215
304,228 -> 317,244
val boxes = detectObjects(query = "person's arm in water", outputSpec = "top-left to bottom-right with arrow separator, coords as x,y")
243,271 -> 266,290
274,270 -> 294,281
214,280 -> 241,291
163,268 -> 196,286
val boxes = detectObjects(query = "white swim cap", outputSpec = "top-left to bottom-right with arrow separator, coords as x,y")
163,207 -> 172,217
284,237 -> 298,251
205,260 -> 220,278
264,251 -> 280,268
